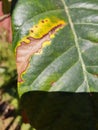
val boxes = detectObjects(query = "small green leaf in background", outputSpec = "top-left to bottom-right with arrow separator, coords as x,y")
12,0 -> 98,129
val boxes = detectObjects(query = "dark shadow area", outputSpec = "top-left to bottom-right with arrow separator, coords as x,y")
21,92 -> 98,130
11,0 -> 19,14
1,69 -> 17,97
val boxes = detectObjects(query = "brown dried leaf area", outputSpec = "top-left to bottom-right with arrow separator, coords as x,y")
16,23 -> 65,82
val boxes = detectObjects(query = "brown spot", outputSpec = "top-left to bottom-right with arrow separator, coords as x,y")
27,36 -> 34,41
16,34 -> 50,82
45,19 -> 48,22
31,30 -> 34,33
41,20 -> 44,23
35,26 -> 38,28
16,23 -> 65,82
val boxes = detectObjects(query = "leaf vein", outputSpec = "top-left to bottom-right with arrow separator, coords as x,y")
74,23 -> 98,26
30,45 -> 76,87
61,0 -> 90,92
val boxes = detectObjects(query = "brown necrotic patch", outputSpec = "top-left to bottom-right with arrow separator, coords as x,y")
16,22 -> 65,82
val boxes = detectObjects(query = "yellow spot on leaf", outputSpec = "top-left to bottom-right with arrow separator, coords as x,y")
29,18 -> 65,38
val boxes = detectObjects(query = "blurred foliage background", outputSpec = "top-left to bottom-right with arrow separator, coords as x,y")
0,0 -> 34,129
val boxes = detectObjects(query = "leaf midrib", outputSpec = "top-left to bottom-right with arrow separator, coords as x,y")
61,0 -> 90,92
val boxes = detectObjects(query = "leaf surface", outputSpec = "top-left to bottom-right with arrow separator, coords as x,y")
12,0 -> 98,129
12,0 -> 98,96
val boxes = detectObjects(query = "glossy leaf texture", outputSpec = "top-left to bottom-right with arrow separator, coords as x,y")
12,0 -> 98,97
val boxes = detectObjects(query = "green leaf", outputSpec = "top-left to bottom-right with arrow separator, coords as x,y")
12,0 -> 98,129
12,0 -> 98,96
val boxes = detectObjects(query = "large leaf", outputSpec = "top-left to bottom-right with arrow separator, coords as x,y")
12,0 -> 98,129
12,0 -> 98,97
